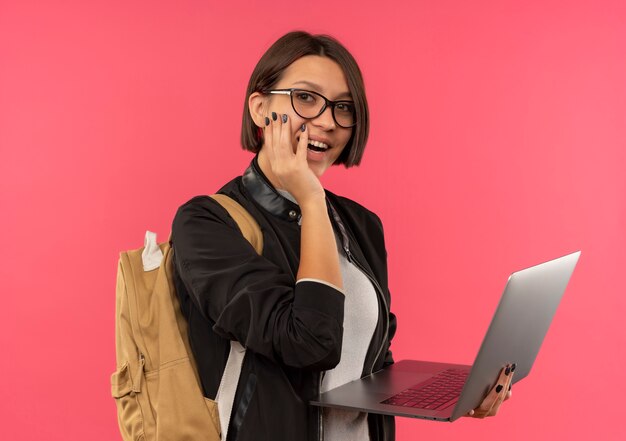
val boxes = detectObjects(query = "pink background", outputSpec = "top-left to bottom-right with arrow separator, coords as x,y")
1,0 -> 624,439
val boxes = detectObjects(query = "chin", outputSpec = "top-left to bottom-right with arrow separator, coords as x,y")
307,162 -> 328,178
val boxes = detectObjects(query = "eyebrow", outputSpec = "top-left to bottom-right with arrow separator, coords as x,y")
291,81 -> 353,100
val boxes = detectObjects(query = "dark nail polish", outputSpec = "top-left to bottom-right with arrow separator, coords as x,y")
496,385 -> 503,393
301,124 -> 306,132
505,366 -> 511,376
272,112 -> 277,121
282,114 -> 288,123
265,117 -> 270,126
511,363 -> 516,372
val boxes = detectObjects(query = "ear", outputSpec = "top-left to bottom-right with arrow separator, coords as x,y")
248,91 -> 268,128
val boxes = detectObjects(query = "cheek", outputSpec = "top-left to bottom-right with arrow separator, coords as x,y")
341,130 -> 353,148
292,113 -> 303,127
335,133 -> 352,156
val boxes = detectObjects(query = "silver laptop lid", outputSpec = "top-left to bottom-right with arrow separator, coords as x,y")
451,251 -> 580,420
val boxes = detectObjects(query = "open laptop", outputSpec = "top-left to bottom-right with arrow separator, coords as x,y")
311,251 -> 580,422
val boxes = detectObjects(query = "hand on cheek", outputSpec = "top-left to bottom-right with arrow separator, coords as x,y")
263,111 -> 324,205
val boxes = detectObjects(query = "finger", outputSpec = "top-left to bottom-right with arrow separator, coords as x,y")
503,364 -> 515,401
263,114 -> 275,162
272,112 -> 289,160
487,383 -> 507,416
470,406 -> 490,419
470,366 -> 507,418
279,113 -> 295,158
471,387 -> 498,419
488,364 -> 514,416
271,111 -> 284,159
295,123 -> 308,163
494,364 -> 513,407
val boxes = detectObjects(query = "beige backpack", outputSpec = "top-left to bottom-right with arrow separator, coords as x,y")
111,194 -> 263,441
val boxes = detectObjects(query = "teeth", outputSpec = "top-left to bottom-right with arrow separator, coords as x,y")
308,139 -> 329,149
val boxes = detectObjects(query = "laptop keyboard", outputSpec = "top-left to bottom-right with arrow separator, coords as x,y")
381,368 -> 469,410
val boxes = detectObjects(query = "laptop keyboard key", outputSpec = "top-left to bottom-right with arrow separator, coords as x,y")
381,368 -> 469,410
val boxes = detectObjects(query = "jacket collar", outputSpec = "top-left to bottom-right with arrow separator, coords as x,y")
242,155 -> 302,223
241,155 -> 354,259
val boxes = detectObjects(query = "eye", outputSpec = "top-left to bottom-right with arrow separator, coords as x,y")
295,91 -> 314,102
335,102 -> 355,113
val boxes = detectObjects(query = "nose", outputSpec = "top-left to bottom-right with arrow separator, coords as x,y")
311,105 -> 336,131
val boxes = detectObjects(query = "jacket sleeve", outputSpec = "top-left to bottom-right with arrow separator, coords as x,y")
171,196 -> 345,371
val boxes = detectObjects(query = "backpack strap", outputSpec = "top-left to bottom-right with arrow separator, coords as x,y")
208,194 -> 262,441
210,193 -> 263,255
165,194 -> 263,255
215,341 -> 246,441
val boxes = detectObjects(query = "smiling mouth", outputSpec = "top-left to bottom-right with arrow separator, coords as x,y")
297,136 -> 330,152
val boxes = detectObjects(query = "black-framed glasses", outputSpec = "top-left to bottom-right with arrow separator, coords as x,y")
261,88 -> 356,128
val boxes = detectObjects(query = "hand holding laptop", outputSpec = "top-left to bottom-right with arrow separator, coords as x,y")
312,251 -> 580,422
467,363 -> 515,418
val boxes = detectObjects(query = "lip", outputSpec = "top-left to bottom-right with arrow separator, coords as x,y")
306,147 -> 328,162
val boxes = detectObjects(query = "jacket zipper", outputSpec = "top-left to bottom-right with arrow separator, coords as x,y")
344,247 -> 391,441
325,199 -> 390,376
343,246 -> 389,375
318,371 -> 325,441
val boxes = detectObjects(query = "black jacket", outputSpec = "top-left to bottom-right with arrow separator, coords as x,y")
171,156 -> 397,441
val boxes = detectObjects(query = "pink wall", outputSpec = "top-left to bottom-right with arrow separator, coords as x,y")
1,0 -> 624,439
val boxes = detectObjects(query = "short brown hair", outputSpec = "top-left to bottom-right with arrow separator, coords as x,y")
241,31 -> 369,167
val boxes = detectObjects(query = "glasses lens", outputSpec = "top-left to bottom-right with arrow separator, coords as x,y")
291,89 -> 356,128
333,102 -> 356,128
291,90 -> 324,118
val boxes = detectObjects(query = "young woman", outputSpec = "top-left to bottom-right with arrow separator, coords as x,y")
171,31 -> 511,441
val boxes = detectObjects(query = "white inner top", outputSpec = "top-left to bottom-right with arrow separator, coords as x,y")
278,189 -> 379,441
